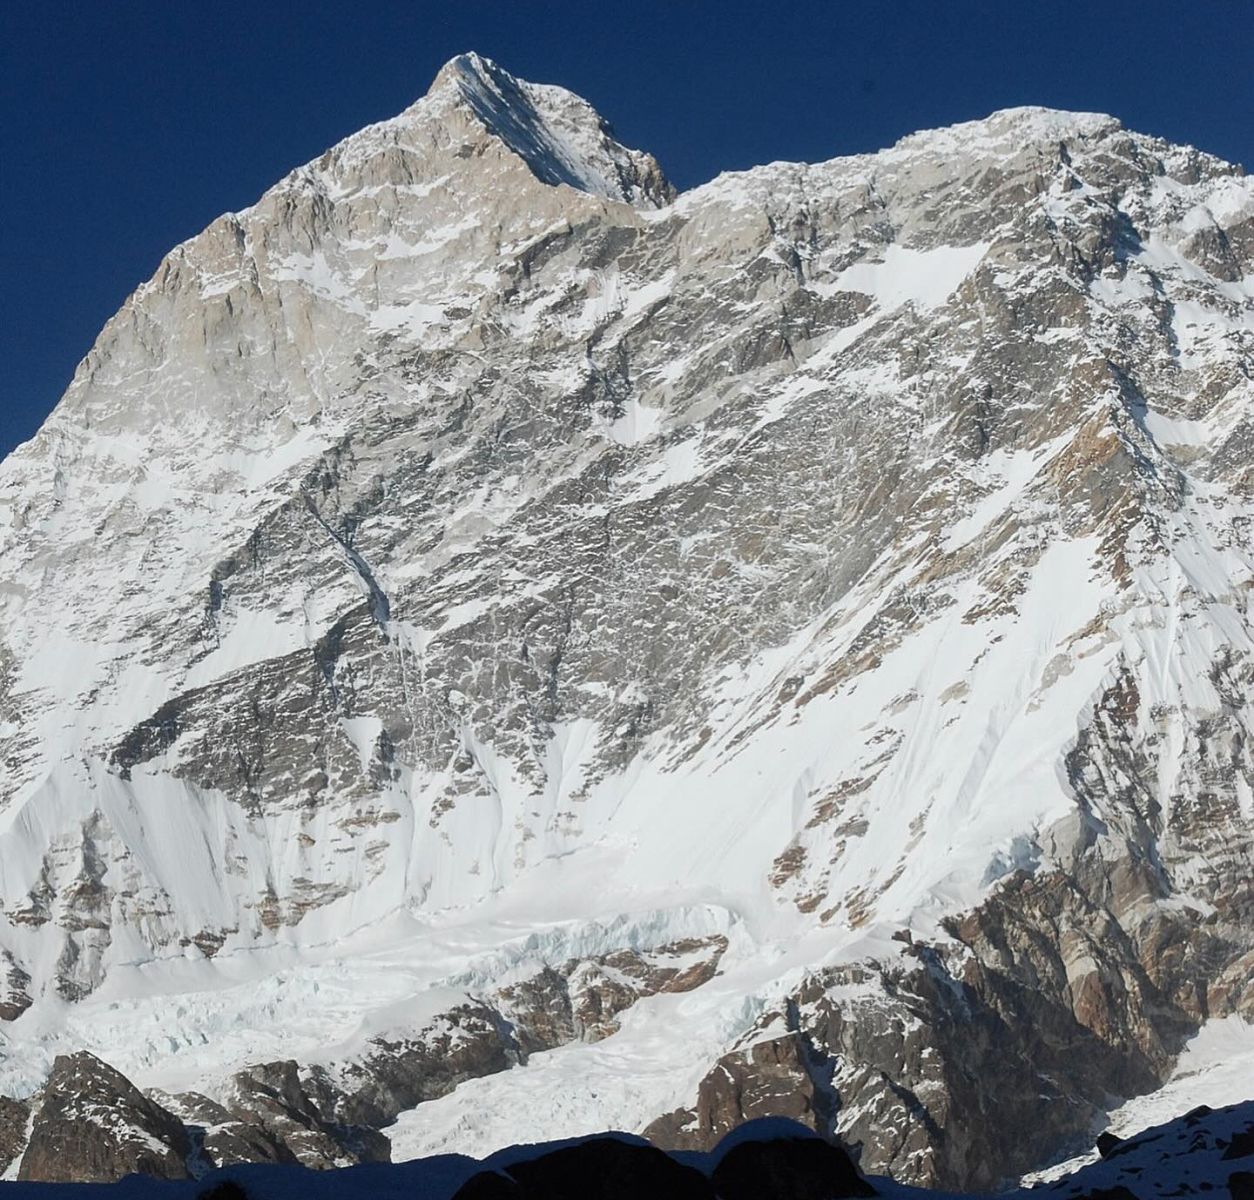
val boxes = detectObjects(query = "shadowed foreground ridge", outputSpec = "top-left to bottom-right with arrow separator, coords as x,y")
1,1104 -> 1253,1198
0,52 -> 1251,1188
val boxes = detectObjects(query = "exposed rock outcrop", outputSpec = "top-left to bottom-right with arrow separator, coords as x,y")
153,1089 -> 290,1171
219,1060 -> 389,1168
645,1035 -> 831,1150
0,1095 -> 30,1174
18,1052 -> 190,1182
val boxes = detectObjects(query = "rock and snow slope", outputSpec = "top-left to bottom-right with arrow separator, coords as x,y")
0,53 -> 1252,1187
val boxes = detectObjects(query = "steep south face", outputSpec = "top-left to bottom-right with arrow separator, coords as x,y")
0,54 -> 1252,1188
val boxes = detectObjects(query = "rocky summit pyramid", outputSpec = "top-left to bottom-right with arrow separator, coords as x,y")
0,52 -> 1251,1189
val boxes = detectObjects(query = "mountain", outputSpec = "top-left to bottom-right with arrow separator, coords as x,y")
0,52 -> 1251,1188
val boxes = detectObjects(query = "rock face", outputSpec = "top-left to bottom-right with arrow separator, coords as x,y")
645,1035 -> 832,1150
0,1095 -> 30,1174
215,1060 -> 390,1168
0,52 -> 1252,1188
14,1051 -> 393,1181
152,1088 -> 291,1171
17,1051 -> 190,1182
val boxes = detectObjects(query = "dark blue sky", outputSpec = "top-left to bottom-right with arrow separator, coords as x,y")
3,1 -> 1251,460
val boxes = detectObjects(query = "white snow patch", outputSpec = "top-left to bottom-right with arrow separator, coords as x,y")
817,242 -> 990,310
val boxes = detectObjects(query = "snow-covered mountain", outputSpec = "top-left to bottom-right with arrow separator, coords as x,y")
0,52 -> 1251,1188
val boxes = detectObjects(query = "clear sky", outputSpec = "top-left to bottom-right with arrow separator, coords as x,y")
2,0 -> 1252,460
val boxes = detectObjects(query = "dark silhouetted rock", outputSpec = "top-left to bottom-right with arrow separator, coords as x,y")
504,1136 -> 715,1199
1096,1130 -> 1123,1158
711,1136 -> 877,1200
17,1051 -> 190,1182
1228,1169 -> 1254,1200
1224,1124 -> 1254,1161
197,1183 -> 251,1200
452,1169 -> 526,1199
